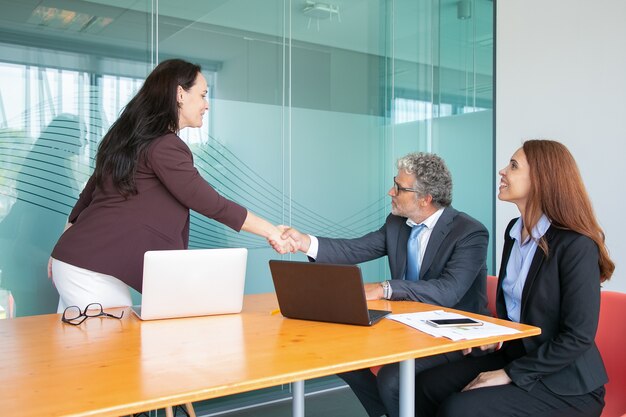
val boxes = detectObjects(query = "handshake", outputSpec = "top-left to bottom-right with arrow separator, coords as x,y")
265,224 -> 385,301
267,225 -> 311,255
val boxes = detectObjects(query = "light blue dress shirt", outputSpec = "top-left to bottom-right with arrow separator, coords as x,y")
503,214 -> 551,323
405,208 -> 444,270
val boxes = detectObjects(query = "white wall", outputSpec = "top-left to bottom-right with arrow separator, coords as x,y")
496,0 -> 626,292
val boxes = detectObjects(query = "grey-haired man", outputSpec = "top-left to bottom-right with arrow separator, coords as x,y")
278,152 -> 489,417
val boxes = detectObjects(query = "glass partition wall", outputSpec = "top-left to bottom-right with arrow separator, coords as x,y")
0,0 -> 493,410
0,0 -> 493,317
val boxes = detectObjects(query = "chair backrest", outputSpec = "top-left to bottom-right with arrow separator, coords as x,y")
596,291 -> 626,417
486,275 -> 498,317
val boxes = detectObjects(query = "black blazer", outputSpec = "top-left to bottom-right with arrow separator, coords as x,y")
499,218 -> 608,395
315,207 -> 490,315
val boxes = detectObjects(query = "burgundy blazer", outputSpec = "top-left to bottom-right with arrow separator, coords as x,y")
51,133 -> 247,292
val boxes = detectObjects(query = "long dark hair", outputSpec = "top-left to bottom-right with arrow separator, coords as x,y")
523,139 -> 614,282
94,59 -> 201,196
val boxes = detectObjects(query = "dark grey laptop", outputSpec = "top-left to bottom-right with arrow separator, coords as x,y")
269,260 -> 391,326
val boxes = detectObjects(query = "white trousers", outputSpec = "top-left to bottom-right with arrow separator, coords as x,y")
51,258 -> 132,313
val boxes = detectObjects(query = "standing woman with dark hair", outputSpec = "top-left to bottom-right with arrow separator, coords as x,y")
50,59 -> 294,311
414,139 -> 614,417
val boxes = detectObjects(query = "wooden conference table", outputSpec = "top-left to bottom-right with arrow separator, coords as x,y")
0,293 -> 540,417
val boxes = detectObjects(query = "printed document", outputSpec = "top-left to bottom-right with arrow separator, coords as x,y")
388,310 -> 520,341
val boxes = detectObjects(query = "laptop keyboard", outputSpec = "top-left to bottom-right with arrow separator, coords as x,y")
368,308 -> 391,323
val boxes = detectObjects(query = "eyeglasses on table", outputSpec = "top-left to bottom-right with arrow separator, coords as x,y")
62,302 -> 124,325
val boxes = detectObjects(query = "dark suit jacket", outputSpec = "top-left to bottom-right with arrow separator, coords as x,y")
499,218 -> 608,395
51,133 -> 247,292
315,207 -> 490,315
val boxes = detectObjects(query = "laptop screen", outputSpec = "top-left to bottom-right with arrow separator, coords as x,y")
134,248 -> 247,320
269,260 -> 389,326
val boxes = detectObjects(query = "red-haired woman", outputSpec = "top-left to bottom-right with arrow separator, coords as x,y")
415,140 -> 613,417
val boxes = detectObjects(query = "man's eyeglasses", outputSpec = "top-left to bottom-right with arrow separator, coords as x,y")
392,176 -> 420,194
62,303 -> 124,326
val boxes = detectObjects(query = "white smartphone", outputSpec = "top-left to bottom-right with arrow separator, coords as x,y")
425,318 -> 483,327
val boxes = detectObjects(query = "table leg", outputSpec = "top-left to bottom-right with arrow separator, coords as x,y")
399,358 -> 415,417
184,403 -> 197,417
292,380 -> 305,417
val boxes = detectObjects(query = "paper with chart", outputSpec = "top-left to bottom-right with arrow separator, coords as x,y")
387,309 -> 521,341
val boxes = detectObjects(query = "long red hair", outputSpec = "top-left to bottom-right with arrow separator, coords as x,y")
522,140 -> 614,282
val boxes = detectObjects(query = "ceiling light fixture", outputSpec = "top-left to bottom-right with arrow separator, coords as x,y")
457,0 -> 472,20
27,6 -> 113,33
303,1 -> 341,31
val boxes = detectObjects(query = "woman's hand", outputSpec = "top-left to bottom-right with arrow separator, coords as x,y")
268,230 -> 298,254
278,225 -> 310,253
461,342 -> 501,356
462,369 -> 512,391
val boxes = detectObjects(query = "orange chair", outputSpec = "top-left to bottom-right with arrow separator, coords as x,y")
486,275 -> 498,317
596,291 -> 626,417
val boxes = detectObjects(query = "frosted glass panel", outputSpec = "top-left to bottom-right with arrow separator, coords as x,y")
289,2 -> 390,282
434,110 -> 494,269
0,1 -> 152,316
0,0 -> 493,318
392,0 -> 495,271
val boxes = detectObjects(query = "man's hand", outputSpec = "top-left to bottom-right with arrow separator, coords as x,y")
277,225 -> 311,253
462,369 -> 511,391
267,230 -> 298,254
364,283 -> 384,300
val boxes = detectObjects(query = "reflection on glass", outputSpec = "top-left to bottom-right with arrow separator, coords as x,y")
0,0 -> 152,316
0,0 -> 493,317
0,114 -> 84,316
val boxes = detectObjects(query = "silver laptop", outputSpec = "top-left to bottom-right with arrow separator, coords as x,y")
131,248 -> 247,320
